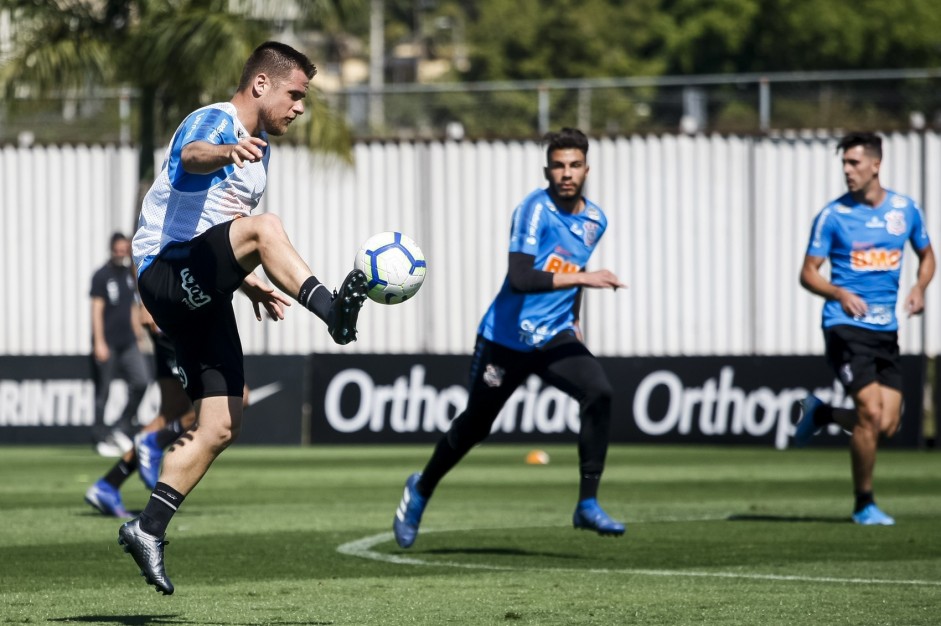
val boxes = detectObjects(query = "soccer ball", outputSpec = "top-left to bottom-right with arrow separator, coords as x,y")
354,231 -> 427,304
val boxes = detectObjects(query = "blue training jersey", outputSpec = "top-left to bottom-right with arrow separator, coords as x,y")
478,188 -> 608,351
806,189 -> 930,331
133,102 -> 270,276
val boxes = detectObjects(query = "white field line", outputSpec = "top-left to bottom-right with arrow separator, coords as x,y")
337,523 -> 941,587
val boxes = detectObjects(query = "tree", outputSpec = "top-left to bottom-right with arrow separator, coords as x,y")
0,0 -> 353,187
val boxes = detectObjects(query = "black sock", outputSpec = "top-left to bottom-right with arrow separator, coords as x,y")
854,491 -> 874,513
578,472 -> 601,502
155,421 -> 185,449
103,458 -> 138,489
812,405 -> 836,428
139,482 -> 185,537
298,276 -> 332,322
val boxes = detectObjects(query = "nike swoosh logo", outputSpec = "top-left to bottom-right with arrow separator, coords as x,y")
247,381 -> 282,406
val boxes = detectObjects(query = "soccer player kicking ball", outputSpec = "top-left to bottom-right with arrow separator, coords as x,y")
795,132 -> 935,525
119,42 -> 367,595
393,128 -> 627,548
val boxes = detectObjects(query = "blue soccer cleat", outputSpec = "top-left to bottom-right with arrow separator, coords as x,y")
393,472 -> 428,549
852,503 -> 895,526
135,431 -> 163,491
85,479 -> 131,518
573,498 -> 625,536
793,394 -> 824,448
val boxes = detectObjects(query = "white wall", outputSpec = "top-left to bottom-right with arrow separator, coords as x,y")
2,132 -> 939,357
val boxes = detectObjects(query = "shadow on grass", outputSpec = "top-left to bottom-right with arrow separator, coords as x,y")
50,617 -> 332,626
727,514 -> 850,523
49,616 -> 185,626
422,547 -> 584,559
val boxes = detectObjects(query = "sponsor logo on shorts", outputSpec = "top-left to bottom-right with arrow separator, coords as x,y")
180,268 -> 212,310
840,363 -> 853,385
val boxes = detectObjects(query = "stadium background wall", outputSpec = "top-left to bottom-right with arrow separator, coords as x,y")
1,354 -> 931,449
2,132 -> 941,359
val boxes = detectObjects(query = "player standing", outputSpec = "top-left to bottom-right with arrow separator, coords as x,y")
795,131 -> 935,525
392,128 -> 626,548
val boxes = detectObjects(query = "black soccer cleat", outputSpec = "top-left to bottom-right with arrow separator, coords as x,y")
327,269 -> 368,345
118,517 -> 174,595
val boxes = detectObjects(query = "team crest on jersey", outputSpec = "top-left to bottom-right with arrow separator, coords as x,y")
582,221 -> 600,247
483,364 -> 505,388
884,210 -> 906,236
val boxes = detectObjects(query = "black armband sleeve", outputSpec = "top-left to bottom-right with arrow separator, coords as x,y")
507,252 -> 555,293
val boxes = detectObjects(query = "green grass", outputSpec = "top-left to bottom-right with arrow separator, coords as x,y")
1,444 -> 940,625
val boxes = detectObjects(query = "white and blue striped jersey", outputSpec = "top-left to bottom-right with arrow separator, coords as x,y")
806,189 -> 930,331
132,102 -> 270,276
478,188 -> 608,351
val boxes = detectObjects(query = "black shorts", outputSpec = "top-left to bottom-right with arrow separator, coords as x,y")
149,329 -> 179,380
137,221 -> 249,401
824,324 -> 902,394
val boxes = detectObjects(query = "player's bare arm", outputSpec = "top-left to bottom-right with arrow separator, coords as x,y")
905,243 -> 935,316
799,254 -> 867,316
239,272 -> 292,321
91,296 -> 109,362
181,137 -> 268,173
554,269 -> 625,291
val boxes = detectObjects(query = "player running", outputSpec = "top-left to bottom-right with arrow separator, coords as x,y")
795,131 -> 935,525
392,128 -> 627,548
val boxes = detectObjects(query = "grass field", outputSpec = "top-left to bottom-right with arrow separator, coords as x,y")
1,444 -> 939,625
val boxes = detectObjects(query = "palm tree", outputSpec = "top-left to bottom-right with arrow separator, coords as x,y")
0,0 -> 353,187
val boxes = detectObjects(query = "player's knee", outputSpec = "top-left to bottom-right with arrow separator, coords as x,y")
253,213 -> 286,242
446,413 -> 491,449
583,381 -> 613,415
855,401 -> 882,427
201,419 -> 240,452
213,424 -> 240,451
879,411 -> 902,438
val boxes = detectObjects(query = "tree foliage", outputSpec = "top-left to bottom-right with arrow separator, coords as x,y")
0,0 -> 354,179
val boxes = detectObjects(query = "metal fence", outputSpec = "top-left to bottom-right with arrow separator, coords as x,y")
2,131 -> 940,358
4,69 -> 941,146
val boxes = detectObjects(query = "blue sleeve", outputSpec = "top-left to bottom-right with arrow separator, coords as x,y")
806,207 -> 834,257
910,203 -> 931,251
508,194 -> 546,256
178,108 -> 238,148
168,108 -> 238,191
